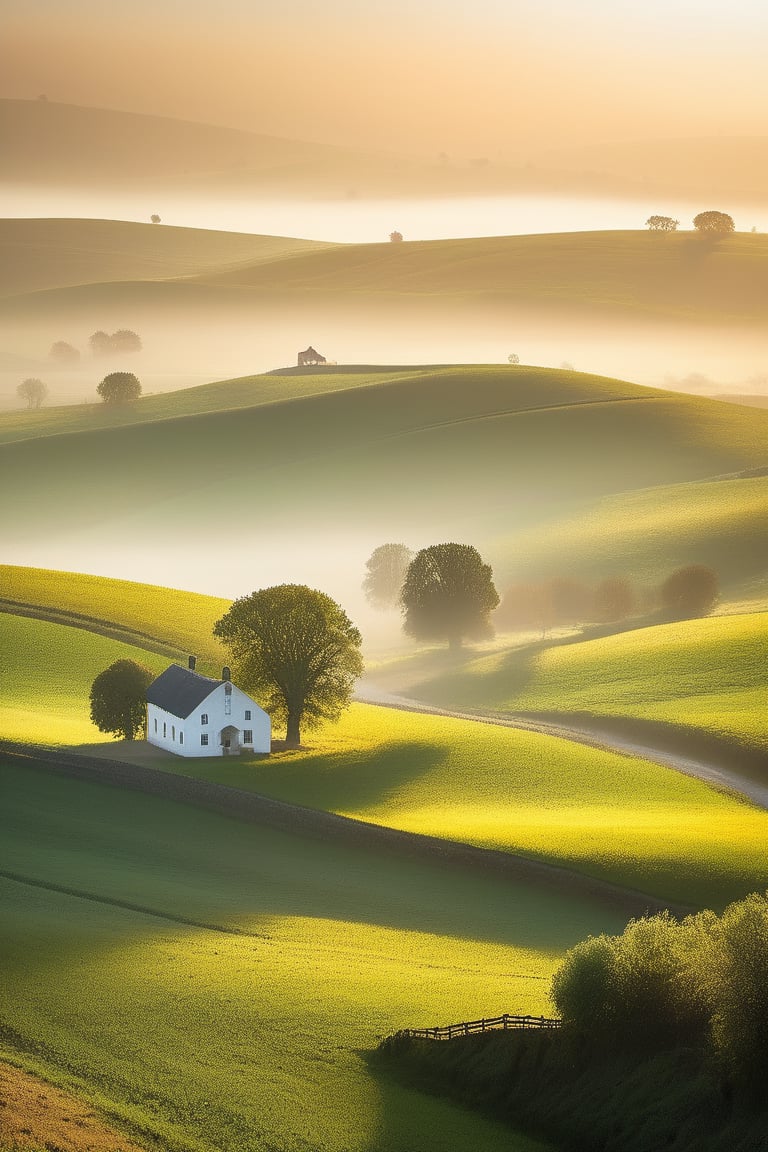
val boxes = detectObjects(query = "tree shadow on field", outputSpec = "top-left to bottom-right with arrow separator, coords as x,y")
247,739 -> 448,813
410,645 -> 539,710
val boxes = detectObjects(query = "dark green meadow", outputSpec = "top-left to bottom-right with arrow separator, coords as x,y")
2,367 -> 766,571
2,757 -> 617,1151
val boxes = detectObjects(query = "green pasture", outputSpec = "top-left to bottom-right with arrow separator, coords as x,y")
1,760 -> 605,1152
0,565 -> 229,667
153,701 -> 768,909
0,217 -> 333,301
3,367 -> 766,551
192,230 -> 768,325
2,607 -> 767,907
3,225 -> 767,327
398,612 -> 768,753
0,614 -> 169,745
0,369 -> 411,445
497,472 -> 768,589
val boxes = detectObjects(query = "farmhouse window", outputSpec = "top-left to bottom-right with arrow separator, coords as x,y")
154,718 -> 157,733
243,730 -> 253,744
172,726 -> 175,741
201,734 -> 209,746
201,713 -> 208,725
163,723 -> 166,737
245,710 -> 252,721
179,732 -> 184,745
224,684 -> 232,715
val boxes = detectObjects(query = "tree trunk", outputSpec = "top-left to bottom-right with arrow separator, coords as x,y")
285,711 -> 301,748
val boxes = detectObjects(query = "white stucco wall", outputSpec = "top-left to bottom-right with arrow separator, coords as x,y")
147,682 -> 271,758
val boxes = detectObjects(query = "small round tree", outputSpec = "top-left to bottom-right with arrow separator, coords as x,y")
49,340 -> 80,365
110,329 -> 142,354
363,543 -> 413,610
389,230 -> 404,242
508,353 -> 520,365
90,659 -> 154,740
400,544 -> 499,650
151,214 -> 161,224
97,371 -> 142,404
646,215 -> 679,231
17,377 -> 48,409
660,565 -> 719,619
693,211 -> 735,234
214,585 -> 363,747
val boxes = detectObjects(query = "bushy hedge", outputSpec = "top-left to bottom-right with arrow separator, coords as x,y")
552,893 -> 768,1091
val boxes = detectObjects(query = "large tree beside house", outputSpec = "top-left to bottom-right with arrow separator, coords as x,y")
90,659 -> 154,740
213,585 -> 363,747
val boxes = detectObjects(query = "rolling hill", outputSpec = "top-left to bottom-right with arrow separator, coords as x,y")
2,756 -> 570,1152
1,368 -> 766,586
2,226 -> 766,328
396,612 -> 768,756
0,218 -> 333,301
2,598 -> 766,908
494,471 -> 768,590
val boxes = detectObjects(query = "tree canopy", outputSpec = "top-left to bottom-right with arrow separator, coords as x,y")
363,543 -> 413,610
646,215 -> 679,231
693,210 -> 735,234
660,565 -> 719,619
17,378 -> 48,409
97,371 -> 142,404
400,543 -> 499,649
213,584 -> 363,747
90,329 -> 142,357
389,230 -> 404,242
89,659 -> 154,740
48,341 -> 80,365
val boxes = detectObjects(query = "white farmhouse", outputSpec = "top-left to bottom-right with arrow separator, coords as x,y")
146,657 -> 270,757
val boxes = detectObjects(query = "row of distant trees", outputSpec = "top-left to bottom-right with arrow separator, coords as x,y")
497,565 -> 719,632
364,545 -> 719,640
646,210 -> 736,233
47,330 -> 142,366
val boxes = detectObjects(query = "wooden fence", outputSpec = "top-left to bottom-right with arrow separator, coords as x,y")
393,1013 -> 562,1041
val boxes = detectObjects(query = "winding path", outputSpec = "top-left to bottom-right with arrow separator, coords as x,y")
355,681 -> 768,811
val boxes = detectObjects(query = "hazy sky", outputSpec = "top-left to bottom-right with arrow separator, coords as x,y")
3,0 -> 767,154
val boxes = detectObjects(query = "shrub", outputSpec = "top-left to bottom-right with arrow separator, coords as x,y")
660,565 -> 719,619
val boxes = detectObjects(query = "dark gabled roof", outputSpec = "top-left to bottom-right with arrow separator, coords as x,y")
146,664 -> 220,719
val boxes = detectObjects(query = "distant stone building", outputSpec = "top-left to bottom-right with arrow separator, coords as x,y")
146,658 -> 270,757
297,346 -> 327,367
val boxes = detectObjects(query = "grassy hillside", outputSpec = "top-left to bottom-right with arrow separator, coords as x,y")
404,613 -> 768,753
0,614 -> 169,745
191,231 -> 768,325
0,565 -> 229,666
4,602 -> 765,909
497,472 -> 768,588
2,759 -> 571,1152
0,218 -> 333,300
2,367 -> 766,553
0,368 -> 408,445
4,230 -> 766,329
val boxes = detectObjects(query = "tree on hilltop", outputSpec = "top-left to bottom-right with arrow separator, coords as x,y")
363,543 -> 413,610
97,371 -> 142,404
508,353 -> 520,365
693,210 -> 735,234
646,215 -> 679,231
90,659 -> 154,740
214,585 -> 363,748
660,565 -> 719,619
400,544 -> 499,650
389,231 -> 404,242
151,214 -> 161,224
17,378 -> 48,409
90,329 -> 142,356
